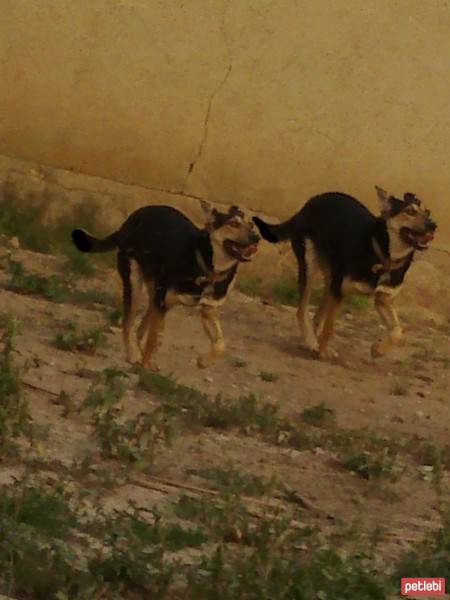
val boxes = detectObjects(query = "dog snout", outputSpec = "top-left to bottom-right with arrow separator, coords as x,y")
426,220 -> 437,232
249,232 -> 260,244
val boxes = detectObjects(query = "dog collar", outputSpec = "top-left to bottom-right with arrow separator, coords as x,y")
371,238 -> 410,274
195,249 -> 235,283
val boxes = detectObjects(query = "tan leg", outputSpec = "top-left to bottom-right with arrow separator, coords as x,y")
197,305 -> 225,368
296,242 -> 319,352
371,292 -> 402,358
313,290 -> 328,337
317,293 -> 342,358
141,303 -> 166,371
122,260 -> 143,364
136,281 -> 155,355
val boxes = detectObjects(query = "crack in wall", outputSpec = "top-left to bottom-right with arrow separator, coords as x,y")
182,0 -> 233,194
3,165 -> 208,204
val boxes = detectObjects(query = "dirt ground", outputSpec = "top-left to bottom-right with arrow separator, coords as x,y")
0,241 -> 449,586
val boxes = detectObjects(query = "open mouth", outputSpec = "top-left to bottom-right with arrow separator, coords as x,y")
400,227 -> 434,250
223,239 -> 259,262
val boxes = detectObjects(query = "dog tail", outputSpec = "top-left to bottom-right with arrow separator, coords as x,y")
71,229 -> 119,253
252,216 -> 293,243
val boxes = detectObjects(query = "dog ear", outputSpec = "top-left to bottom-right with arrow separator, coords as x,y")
199,199 -> 216,224
199,199 -> 213,217
375,186 -> 391,213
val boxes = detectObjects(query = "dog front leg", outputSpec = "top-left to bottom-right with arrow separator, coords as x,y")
371,291 -> 402,358
317,292 -> 342,359
197,305 -> 225,368
141,304 -> 166,371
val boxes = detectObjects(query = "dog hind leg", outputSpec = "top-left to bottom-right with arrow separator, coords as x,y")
294,238 -> 319,352
197,305 -> 225,368
118,253 -> 143,364
141,299 -> 166,371
136,281 -> 155,355
317,286 -> 342,359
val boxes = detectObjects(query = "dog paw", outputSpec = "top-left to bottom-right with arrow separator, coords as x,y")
316,347 -> 338,360
197,354 -> 213,369
141,361 -> 161,372
371,340 -> 385,359
126,351 -> 141,365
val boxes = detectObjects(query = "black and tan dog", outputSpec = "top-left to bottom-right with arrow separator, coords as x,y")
253,187 -> 436,359
72,201 -> 259,370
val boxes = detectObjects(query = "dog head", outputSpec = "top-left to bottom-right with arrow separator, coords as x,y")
375,186 -> 437,251
200,200 -> 260,263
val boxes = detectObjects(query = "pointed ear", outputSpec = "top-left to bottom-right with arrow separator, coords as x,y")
375,186 -> 390,213
199,199 -> 213,216
199,199 -> 215,223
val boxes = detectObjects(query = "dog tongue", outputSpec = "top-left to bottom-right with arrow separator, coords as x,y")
245,243 -> 258,255
419,231 -> 434,243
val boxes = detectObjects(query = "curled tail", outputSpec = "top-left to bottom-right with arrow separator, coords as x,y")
252,216 -> 293,243
71,229 -> 119,253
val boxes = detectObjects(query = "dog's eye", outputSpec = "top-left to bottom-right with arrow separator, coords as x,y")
229,219 -> 240,228
405,207 -> 417,216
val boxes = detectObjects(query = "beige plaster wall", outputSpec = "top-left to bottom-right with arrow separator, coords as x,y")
0,1 -> 449,246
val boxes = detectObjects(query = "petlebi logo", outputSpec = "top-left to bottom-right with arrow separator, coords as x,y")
401,578 -> 446,597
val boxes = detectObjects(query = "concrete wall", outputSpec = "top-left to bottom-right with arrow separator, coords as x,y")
0,1 -> 449,247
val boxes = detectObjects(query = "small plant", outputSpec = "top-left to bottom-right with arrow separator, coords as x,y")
340,448 -> 403,481
105,305 -> 123,326
53,391 -> 76,417
390,379 -> 410,396
54,321 -> 108,354
259,370 -> 279,383
83,369 -> 174,466
82,368 -> 129,412
226,354 -> 247,368
301,402 -> 336,427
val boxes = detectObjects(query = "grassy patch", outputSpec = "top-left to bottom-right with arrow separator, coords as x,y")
259,370 -> 280,383
6,257 -> 71,303
0,315 -> 33,451
0,182 -> 106,260
396,507 -> 450,578
237,274 -> 371,312
54,321 -> 108,355
340,448 -> 403,481
5,257 -> 117,308
195,465 -> 278,497
83,369 -> 175,466
301,402 -> 336,427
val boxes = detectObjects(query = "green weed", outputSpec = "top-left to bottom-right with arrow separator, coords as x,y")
390,379 -> 411,396
301,402 -> 336,427
259,370 -> 280,382
54,321 -> 108,354
83,369 -> 174,466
